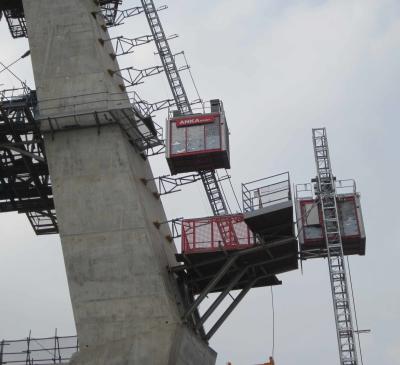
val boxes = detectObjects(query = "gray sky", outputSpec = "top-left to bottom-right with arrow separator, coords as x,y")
0,0 -> 399,364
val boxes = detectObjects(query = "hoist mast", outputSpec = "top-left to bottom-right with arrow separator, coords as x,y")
140,0 -> 229,216
312,128 -> 358,365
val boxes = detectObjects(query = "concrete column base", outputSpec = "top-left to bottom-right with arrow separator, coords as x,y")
70,324 -> 217,365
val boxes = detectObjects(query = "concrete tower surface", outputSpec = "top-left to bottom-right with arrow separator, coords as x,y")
21,0 -> 216,364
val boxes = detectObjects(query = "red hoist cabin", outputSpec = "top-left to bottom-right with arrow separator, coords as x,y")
295,179 -> 366,258
166,99 -> 230,174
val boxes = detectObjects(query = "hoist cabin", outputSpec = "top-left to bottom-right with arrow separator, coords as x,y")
166,99 -> 230,175
295,180 -> 366,259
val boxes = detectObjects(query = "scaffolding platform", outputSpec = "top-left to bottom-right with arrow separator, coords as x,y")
242,173 -> 298,273
173,214 -> 298,295
295,180 -> 366,259
171,214 -> 297,341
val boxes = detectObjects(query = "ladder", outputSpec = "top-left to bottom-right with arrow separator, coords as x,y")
141,0 -> 191,115
141,0 -> 230,221
312,128 -> 358,365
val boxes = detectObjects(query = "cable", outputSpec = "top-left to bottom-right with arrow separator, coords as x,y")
226,169 -> 242,213
216,170 -> 232,214
346,256 -> 364,365
270,286 -> 275,359
182,52 -> 202,104
0,50 -> 31,89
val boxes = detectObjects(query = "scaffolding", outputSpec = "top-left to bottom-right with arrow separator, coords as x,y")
0,333 -> 78,365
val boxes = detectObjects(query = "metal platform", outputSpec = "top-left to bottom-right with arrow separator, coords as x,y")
170,212 -> 299,340
172,237 -> 290,341
242,172 -> 298,273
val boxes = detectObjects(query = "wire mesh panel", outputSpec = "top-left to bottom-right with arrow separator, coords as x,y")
181,214 -> 255,253
242,172 -> 291,213
0,335 -> 78,365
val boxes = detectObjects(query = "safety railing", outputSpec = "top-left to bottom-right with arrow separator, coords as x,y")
182,214 -> 255,253
242,172 -> 291,213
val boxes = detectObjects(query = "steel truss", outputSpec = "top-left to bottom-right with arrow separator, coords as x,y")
142,173 -> 202,196
107,4 -> 167,28
100,34 -> 178,57
97,0 -> 122,26
171,238 -> 296,340
0,89 -> 57,235
112,65 -> 165,87
312,128 -> 358,365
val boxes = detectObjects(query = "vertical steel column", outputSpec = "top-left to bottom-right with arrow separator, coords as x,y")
312,128 -> 358,365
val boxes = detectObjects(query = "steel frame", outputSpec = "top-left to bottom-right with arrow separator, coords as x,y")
0,88 -> 166,235
312,128 -> 358,365
98,0 -> 122,26
171,238 -> 295,340
143,173 -> 202,196
0,89 -> 57,234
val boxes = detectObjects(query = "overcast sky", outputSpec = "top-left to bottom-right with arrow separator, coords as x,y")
0,0 -> 399,364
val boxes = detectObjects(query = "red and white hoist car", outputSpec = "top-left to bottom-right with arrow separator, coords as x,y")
166,99 -> 230,175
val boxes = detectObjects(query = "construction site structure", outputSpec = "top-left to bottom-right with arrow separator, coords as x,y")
141,0 -> 231,217
295,128 -> 365,365
0,0 -> 216,363
0,0 -> 299,364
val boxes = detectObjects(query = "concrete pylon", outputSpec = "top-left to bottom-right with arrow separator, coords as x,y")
21,0 -> 216,364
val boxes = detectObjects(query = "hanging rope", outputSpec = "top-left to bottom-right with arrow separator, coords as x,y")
270,286 -> 276,359
182,51 -> 202,105
226,169 -> 242,213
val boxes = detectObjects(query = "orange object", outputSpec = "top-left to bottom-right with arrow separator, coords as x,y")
227,356 -> 275,365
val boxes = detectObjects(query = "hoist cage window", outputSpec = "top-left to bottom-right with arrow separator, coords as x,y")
166,104 -> 230,174
181,214 -> 255,254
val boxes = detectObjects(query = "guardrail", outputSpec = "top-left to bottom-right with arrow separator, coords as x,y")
242,172 -> 291,213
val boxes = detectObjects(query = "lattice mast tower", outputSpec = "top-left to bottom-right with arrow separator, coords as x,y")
141,0 -> 229,217
312,128 -> 358,365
